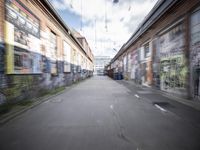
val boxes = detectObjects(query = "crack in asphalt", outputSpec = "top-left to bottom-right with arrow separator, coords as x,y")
109,104 -> 134,144
109,102 -> 142,150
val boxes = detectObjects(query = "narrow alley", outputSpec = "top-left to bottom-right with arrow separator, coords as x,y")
0,0 -> 200,150
0,76 -> 200,150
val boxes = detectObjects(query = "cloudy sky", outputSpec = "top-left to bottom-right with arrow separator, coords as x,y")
49,0 -> 158,57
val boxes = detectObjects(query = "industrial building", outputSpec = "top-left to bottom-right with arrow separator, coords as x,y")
107,0 -> 200,100
0,0 -> 94,104
94,56 -> 110,75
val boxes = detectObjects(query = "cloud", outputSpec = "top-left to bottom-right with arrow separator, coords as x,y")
50,0 -> 66,10
50,0 -> 158,57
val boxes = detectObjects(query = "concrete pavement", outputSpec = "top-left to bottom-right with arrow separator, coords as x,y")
121,79 -> 200,111
118,79 -> 200,128
0,76 -> 200,150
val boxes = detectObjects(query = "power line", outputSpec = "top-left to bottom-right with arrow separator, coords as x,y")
95,18 -> 97,48
80,0 -> 83,31
105,0 -> 108,32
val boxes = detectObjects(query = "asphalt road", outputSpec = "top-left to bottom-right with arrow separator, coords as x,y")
0,76 -> 200,150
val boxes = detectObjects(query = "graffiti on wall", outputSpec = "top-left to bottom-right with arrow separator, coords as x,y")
130,50 -> 140,81
160,55 -> 187,90
0,0 -> 94,106
191,43 -> 200,67
190,42 -> 200,97
5,0 -> 42,74
190,10 -> 200,97
0,45 -> 4,73
127,53 -> 131,73
152,38 -> 160,87
159,23 -> 187,91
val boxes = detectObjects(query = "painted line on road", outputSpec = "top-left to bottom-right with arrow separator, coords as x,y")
134,94 -> 140,99
154,104 -> 167,112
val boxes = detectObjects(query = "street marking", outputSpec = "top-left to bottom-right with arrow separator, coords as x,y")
134,94 -> 140,98
110,105 -> 113,109
154,104 -> 167,112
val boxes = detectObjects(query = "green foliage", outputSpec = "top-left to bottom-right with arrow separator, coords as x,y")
17,100 -> 33,106
0,103 -> 12,115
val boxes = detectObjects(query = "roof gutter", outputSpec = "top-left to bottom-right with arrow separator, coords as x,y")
36,0 -> 93,62
111,0 -> 179,63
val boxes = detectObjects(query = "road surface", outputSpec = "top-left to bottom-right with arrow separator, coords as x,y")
0,76 -> 200,150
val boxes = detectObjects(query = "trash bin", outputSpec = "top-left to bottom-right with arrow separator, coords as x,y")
117,73 -> 120,80
113,73 -> 117,80
117,72 -> 120,80
120,73 -> 123,80
118,72 -> 123,80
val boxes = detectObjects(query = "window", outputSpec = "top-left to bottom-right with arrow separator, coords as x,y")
49,31 -> 57,75
63,41 -> 71,62
191,10 -> 200,45
49,31 -> 57,60
144,43 -> 150,58
123,55 -> 127,72
63,41 -> 71,72
14,54 -> 23,68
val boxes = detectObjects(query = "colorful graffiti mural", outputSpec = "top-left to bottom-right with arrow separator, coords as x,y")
0,45 -> 4,73
5,0 -> 42,74
190,10 -> 200,98
160,55 -> 187,90
130,49 -> 140,81
0,0 -> 94,107
152,38 -> 160,87
159,23 -> 187,91
191,43 -> 200,97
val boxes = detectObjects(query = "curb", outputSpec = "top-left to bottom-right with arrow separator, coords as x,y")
151,88 -> 200,111
0,76 -> 92,125
0,86 -> 73,125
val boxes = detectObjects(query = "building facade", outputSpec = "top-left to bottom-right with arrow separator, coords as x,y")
0,0 -> 94,105
94,56 -> 111,75
107,0 -> 200,100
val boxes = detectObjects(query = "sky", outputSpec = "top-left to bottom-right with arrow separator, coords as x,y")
49,0 -> 158,58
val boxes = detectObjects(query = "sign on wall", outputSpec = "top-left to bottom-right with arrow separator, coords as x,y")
5,0 -> 41,74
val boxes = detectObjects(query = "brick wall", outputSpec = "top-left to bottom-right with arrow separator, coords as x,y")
0,0 -> 93,105
112,0 -> 200,98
